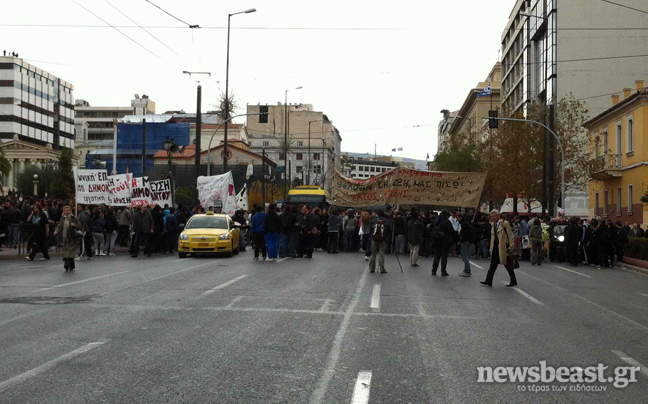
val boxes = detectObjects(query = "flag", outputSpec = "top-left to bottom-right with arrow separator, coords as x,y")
477,84 -> 492,98
391,148 -> 396,152
236,184 -> 248,211
398,147 -> 403,151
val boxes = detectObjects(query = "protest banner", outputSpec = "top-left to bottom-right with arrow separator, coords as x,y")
107,174 -> 132,206
331,168 -> 487,208
197,172 -> 237,214
74,168 -> 109,205
236,183 -> 248,211
150,179 -> 173,208
130,177 -> 153,207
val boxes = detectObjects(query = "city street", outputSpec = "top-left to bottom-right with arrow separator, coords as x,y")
0,251 -> 647,403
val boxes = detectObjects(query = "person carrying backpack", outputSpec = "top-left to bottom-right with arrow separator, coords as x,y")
369,210 -> 388,273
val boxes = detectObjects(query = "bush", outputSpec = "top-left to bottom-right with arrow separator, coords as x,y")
624,237 -> 648,261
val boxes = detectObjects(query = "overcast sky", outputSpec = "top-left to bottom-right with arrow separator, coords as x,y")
1,0 -> 513,159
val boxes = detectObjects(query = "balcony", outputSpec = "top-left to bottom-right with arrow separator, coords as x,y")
590,154 -> 622,181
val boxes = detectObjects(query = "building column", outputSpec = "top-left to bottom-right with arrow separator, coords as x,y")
18,158 -> 25,175
7,158 -> 15,190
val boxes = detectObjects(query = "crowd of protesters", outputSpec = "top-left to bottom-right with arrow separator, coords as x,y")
0,190 -> 640,275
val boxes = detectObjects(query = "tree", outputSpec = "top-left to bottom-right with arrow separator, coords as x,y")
0,147 -> 11,194
487,95 -> 590,213
175,186 -> 196,208
49,148 -> 75,199
433,130 -> 484,173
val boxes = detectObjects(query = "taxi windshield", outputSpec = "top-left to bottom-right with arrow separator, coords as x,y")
185,216 -> 228,230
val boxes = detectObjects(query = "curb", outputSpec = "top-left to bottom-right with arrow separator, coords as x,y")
620,263 -> 648,276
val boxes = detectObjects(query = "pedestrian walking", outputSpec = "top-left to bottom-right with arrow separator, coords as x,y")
25,204 -> 50,261
406,209 -> 424,267
360,211 -> 372,261
77,205 -> 93,260
104,208 -> 118,256
393,212 -> 406,254
480,210 -> 518,287
369,210 -> 388,273
343,209 -> 358,252
91,208 -> 106,256
300,205 -> 317,258
430,211 -> 455,276
529,218 -> 543,265
117,207 -> 132,247
327,208 -> 341,253
55,205 -> 80,272
165,208 -> 179,253
132,205 -> 153,258
251,205 -> 267,260
458,213 -> 475,277
264,204 -> 281,261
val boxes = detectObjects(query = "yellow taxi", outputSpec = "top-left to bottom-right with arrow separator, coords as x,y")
178,213 -> 240,258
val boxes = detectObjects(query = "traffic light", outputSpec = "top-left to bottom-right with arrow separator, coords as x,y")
489,110 -> 498,129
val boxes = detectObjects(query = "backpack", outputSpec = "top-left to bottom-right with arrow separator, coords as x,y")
430,225 -> 446,242
372,219 -> 385,242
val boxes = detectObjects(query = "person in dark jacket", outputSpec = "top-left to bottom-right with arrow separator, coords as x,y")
165,207 -> 179,254
103,208 -> 119,256
251,205 -> 266,260
565,217 -> 581,266
25,204 -> 50,261
279,205 -> 295,258
616,221 -> 629,267
458,213 -> 475,276
393,212 -> 406,254
264,205 -> 281,260
607,221 -> 618,268
431,211 -> 456,276
300,205 -> 318,258
327,208 -> 342,253
77,204 -> 93,259
406,210 -> 424,267
132,205 -> 154,258
592,219 -> 608,268
233,210 -> 248,252
528,218 -> 543,265
91,208 -> 106,256
151,205 -> 164,254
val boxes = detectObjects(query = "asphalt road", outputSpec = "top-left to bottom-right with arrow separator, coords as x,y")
1,250 -> 647,403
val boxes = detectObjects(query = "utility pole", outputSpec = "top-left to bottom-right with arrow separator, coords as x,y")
262,148 -> 266,205
141,118 -> 146,176
183,71 -> 210,204
548,103 -> 556,216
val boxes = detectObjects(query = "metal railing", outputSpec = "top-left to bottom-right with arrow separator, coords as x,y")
591,153 -> 622,174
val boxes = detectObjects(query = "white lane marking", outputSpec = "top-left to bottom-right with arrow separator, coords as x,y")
0,342 -> 106,393
370,285 -> 381,310
0,307 -> 58,327
640,293 -> 648,298
103,262 -> 214,296
198,275 -> 248,298
554,265 -> 593,279
225,296 -> 245,308
170,258 -> 192,263
518,269 -> 648,331
320,299 -> 332,312
351,371 -> 372,404
611,350 -> 648,378
469,261 -> 484,270
276,258 -> 289,263
135,290 -> 166,302
35,271 -> 128,292
503,282 -> 544,306
310,267 -> 370,404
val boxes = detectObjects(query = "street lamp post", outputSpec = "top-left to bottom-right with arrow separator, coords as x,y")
32,174 -> 39,197
163,137 -> 176,207
224,8 -> 256,174
284,86 -> 302,196
307,120 -> 322,185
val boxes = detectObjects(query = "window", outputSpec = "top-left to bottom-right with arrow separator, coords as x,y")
627,117 -> 634,153
595,192 -> 599,215
370,167 -> 375,172
297,141 -> 304,147
628,185 -> 634,213
594,138 -> 600,158
296,153 -> 303,160
617,187 -> 622,214
259,105 -> 268,123
262,141 -> 269,147
616,122 -> 622,153
602,130 -> 608,154
313,153 -> 320,160
604,190 -> 609,215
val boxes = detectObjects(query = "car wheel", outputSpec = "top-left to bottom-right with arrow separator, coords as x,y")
179,252 -> 186,258
226,242 -> 234,257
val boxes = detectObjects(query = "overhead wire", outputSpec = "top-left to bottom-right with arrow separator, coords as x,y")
71,0 -> 162,61
144,0 -> 199,28
600,0 -> 648,15
103,0 -> 186,61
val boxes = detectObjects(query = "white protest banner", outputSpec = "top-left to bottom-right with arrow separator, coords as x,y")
74,168 -> 109,205
130,177 -> 152,207
150,179 -> 173,208
197,172 -> 237,214
236,183 -> 248,211
107,174 -> 132,206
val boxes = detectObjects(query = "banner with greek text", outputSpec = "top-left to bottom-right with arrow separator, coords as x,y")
197,172 -> 236,215
107,174 -> 132,206
130,177 -> 153,207
150,179 -> 173,208
331,168 -> 487,208
74,168 -> 109,205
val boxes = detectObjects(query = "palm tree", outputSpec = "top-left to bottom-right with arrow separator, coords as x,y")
0,147 -> 11,194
